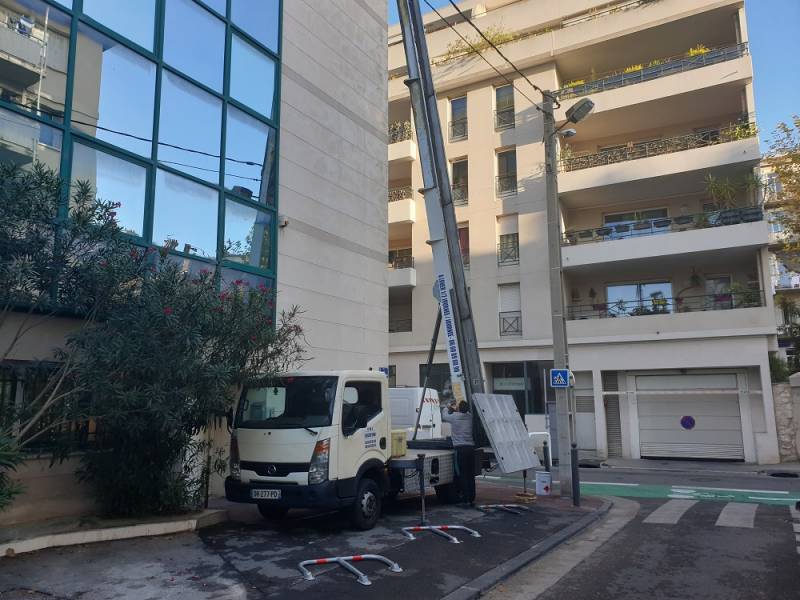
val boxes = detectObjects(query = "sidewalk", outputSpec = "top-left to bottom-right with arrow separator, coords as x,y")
600,457 -> 800,474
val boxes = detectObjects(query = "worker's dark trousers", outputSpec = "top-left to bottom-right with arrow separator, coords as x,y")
455,445 -> 476,503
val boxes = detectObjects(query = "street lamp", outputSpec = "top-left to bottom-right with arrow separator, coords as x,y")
542,94 -> 593,506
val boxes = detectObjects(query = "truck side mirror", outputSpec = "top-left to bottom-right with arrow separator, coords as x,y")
343,387 -> 359,405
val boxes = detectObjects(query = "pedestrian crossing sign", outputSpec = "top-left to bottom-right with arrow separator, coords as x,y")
549,369 -> 571,388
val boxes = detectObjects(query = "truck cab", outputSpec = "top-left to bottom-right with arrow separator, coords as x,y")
225,371 -> 393,529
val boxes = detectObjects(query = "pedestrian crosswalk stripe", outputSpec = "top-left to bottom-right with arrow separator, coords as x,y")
715,502 -> 757,528
643,499 -> 697,525
791,505 -> 800,520
793,523 -> 800,534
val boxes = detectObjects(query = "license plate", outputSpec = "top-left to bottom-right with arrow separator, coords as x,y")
251,489 -> 281,500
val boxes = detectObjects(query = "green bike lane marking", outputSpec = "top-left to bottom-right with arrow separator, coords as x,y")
580,482 -> 800,506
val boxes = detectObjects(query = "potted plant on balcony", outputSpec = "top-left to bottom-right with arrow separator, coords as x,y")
730,282 -> 761,308
614,223 -> 632,235
674,214 -> 694,226
674,271 -> 702,313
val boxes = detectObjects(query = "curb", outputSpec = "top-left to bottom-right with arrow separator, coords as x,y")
1,509 -> 229,557
440,498 -> 613,600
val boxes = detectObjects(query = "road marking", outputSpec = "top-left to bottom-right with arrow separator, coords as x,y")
748,497 -> 800,503
583,482 -> 639,487
643,499 -> 697,525
715,502 -> 757,528
791,505 -> 800,520
682,486 -> 789,495
793,523 -> 800,534
479,475 -> 503,480
795,534 -> 800,542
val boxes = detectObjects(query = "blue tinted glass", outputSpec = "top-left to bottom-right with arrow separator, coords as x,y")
231,0 -> 279,52
225,106 -> 276,203
159,71 -> 222,183
199,0 -> 226,15
0,107 -> 61,172
153,170 -> 218,257
221,268 -> 271,290
164,0 -> 225,91
224,199 -> 272,270
82,0 -> 155,50
71,143 -> 147,237
231,34 -> 275,118
73,24 -> 156,157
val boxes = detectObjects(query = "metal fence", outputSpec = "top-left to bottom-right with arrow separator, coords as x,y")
562,207 -> 764,245
388,186 -> 413,203
388,255 -> 415,270
499,310 -> 522,336
560,121 -> 757,172
496,174 -> 517,196
497,241 -> 520,265
389,318 -> 412,333
555,43 -> 749,100
449,118 -> 468,141
451,182 -> 468,206
389,120 -> 413,144
494,108 -> 515,130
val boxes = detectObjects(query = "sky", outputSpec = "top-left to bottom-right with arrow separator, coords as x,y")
387,0 -> 800,151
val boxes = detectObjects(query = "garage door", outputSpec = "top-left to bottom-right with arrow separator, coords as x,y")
636,373 -> 744,460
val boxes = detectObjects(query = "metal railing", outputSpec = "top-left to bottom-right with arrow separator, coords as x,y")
499,311 -> 522,336
389,120 -> 413,144
389,318 -> 412,333
555,43 -> 749,100
560,121 -> 757,172
449,118 -> 468,141
388,255 -> 415,270
461,252 -> 470,269
388,186 -> 413,203
451,182 -> 468,206
494,107 -> 515,130
496,174 -> 517,196
562,206 -> 764,245
497,241 -> 520,265
568,290 -> 765,320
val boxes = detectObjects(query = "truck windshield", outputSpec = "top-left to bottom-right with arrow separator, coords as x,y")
235,376 -> 338,429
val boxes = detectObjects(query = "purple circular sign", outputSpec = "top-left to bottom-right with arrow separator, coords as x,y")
680,415 -> 696,430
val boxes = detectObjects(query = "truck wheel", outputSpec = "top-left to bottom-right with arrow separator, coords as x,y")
257,503 -> 288,520
350,478 -> 381,530
435,483 -> 459,504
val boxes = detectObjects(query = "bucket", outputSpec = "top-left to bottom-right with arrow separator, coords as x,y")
535,471 -> 552,496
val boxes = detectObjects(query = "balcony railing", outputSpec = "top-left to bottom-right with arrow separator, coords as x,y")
555,43 -> 749,100
388,186 -> 413,203
494,107 -> 515,130
497,241 -> 520,265
560,121 -> 757,172
499,311 -> 522,336
389,318 -> 412,333
562,206 -> 764,245
451,182 -> 468,206
388,255 -> 415,270
389,120 -> 413,144
449,118 -> 467,141
496,173 -> 517,196
568,290 -> 765,320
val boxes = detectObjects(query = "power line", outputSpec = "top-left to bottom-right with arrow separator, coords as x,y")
420,0 -> 543,113
445,0 -> 561,109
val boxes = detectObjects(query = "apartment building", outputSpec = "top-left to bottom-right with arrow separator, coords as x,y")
387,0 -> 780,463
0,0 -> 387,524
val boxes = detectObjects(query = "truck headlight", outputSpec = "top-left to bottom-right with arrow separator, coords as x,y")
308,438 -> 330,485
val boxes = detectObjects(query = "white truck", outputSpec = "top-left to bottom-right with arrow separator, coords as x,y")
388,387 -> 442,439
225,370 -> 461,530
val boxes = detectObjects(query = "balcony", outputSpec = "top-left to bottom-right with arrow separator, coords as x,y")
388,186 -> 415,224
494,107 -> 515,131
451,182 -> 468,206
388,120 -> 416,163
497,241 -> 520,266
499,311 -> 522,336
496,174 -> 517,197
389,318 -> 412,333
449,118 -> 467,142
387,256 -> 416,288
0,22 -> 44,89
555,43 -> 749,101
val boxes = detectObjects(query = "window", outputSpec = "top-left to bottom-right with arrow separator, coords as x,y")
83,0 -> 156,50
0,107 -> 61,172
458,223 -> 470,268
388,248 -> 413,269
164,0 -> 225,92
495,85 -> 514,130
499,283 -> 522,335
237,376 -> 337,429
705,275 -> 732,310
451,159 -> 468,205
449,96 -> 467,141
231,34 -> 277,118
225,106 -> 276,202
418,363 -> 453,403
606,281 -> 672,316
387,365 -> 397,388
497,214 -> 519,265
231,0 -> 280,52
496,149 -> 517,196
153,169 -> 218,257
223,199 -> 272,270
342,381 -> 382,434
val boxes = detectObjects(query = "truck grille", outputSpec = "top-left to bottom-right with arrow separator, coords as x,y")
240,461 -> 310,477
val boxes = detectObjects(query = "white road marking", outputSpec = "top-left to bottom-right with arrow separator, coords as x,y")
644,499 -> 698,525
479,475 -> 503,480
683,486 -> 789,495
583,482 -> 640,487
795,534 -> 800,543
748,497 -> 800,502
793,523 -> 800,534
715,502 -> 757,528
791,505 -> 800,520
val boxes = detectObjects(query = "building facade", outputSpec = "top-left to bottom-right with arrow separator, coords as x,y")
388,0 -> 780,463
0,0 -> 387,524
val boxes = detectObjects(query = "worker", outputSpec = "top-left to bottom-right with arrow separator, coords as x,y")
442,400 -> 475,506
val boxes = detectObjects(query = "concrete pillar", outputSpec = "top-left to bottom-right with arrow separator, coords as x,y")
737,371 -> 757,463
735,7 -> 749,44
592,369 -> 608,459
758,360 -> 781,463
774,379 -> 800,462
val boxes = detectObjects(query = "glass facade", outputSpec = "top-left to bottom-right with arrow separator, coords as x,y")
0,0 -> 280,287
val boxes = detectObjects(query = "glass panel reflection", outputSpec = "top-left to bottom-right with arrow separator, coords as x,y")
225,106 -> 275,203
73,24 -> 156,156
0,106 -> 61,172
231,0 -> 279,52
199,0 -> 226,16
224,199 -> 271,270
158,71 -> 221,183
221,268 -> 271,291
153,169 -> 218,257
0,0 -> 70,120
164,0 -> 225,92
231,34 -> 275,118
82,0 -> 155,50
71,142 -> 146,236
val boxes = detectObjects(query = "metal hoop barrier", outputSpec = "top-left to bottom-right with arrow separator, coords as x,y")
478,504 -> 531,515
297,554 -> 403,586
401,525 -> 481,544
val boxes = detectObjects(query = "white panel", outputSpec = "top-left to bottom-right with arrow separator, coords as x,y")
576,414 -> 596,450
497,214 -> 518,235
498,283 -> 521,312
636,374 -> 738,391
473,393 -> 538,473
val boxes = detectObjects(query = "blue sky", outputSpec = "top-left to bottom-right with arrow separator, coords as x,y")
388,0 -> 800,150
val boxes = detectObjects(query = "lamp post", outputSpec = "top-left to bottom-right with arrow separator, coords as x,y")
543,94 -> 593,505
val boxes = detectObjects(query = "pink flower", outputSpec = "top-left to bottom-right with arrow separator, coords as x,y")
199,268 -> 211,275
257,284 -> 267,292
250,335 -> 257,341
219,292 -> 229,301
234,279 -> 244,286
163,307 -> 173,316
130,248 -> 139,259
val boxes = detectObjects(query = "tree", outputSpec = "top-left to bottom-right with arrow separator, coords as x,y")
769,116 -> 800,252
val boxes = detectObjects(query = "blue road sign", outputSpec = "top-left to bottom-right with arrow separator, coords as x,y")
549,369 -> 571,388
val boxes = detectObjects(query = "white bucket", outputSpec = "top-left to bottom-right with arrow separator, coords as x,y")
535,471 -> 552,496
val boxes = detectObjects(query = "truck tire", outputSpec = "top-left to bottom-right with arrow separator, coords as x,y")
257,503 -> 289,520
350,478 -> 381,530
435,483 -> 459,504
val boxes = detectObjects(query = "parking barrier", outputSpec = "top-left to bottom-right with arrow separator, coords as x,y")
478,504 -> 531,515
401,524 -> 481,544
297,554 -> 402,586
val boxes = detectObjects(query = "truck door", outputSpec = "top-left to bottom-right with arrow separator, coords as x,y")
338,379 -> 389,481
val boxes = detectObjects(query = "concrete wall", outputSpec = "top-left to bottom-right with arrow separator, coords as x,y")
776,379 -> 800,462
